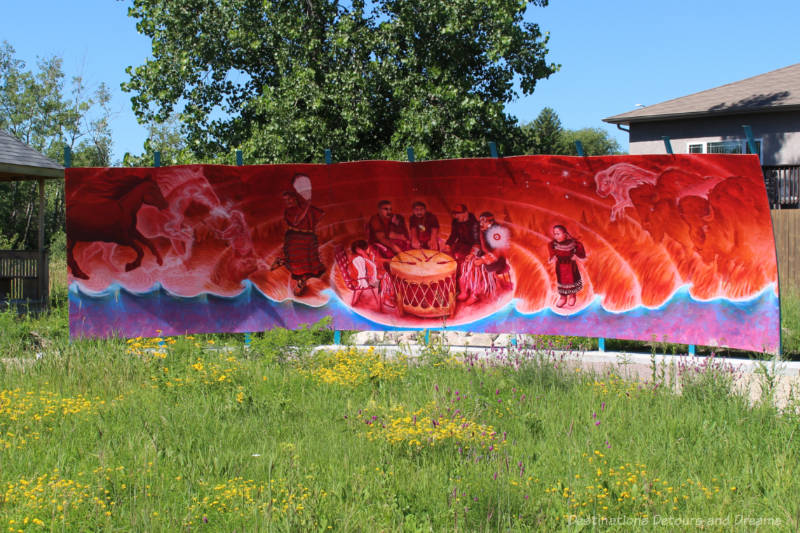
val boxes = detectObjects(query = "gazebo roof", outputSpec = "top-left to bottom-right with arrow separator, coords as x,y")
0,129 -> 64,181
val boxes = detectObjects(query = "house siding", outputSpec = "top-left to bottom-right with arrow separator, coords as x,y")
627,110 -> 800,165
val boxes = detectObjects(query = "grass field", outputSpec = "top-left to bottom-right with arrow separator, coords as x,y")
2,305 -> 799,531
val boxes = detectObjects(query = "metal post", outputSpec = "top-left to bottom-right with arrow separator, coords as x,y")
325,148 -> 340,345
598,338 -> 605,352
488,141 -> 499,158
407,147 -> 415,163
574,141 -> 585,157
688,344 -> 695,356
662,136 -> 673,154
235,150 -> 251,346
742,125 -> 758,156
154,151 -> 161,167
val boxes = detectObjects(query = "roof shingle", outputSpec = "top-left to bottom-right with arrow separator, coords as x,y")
0,129 -> 64,180
604,63 -> 800,124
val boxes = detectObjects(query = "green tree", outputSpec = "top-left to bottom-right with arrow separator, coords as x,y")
0,41 -> 112,250
122,115 -> 193,167
520,107 -> 622,156
521,106 -> 564,155
122,0 -> 558,163
560,127 -> 622,156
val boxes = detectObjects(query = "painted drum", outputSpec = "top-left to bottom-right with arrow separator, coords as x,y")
389,249 -> 457,318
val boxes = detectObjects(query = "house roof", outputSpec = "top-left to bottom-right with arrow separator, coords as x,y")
0,129 -> 64,181
604,63 -> 800,125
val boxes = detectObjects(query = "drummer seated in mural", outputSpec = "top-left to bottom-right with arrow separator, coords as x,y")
367,200 -> 411,259
442,204 -> 480,261
456,212 -> 511,306
408,201 -> 440,250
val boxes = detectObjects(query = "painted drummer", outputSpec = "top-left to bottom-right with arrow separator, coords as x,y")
457,212 -> 510,305
368,200 -> 411,258
442,204 -> 480,261
271,174 -> 326,296
408,201 -> 440,250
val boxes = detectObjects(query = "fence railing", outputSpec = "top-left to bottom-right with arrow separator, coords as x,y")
763,165 -> 800,208
0,250 -> 49,307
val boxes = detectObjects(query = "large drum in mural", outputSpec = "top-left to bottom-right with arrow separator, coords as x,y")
66,154 -> 780,353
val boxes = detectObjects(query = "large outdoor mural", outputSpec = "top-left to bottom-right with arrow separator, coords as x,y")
66,154 -> 779,353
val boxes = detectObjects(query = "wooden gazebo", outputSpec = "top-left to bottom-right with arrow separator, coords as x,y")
0,130 -> 64,309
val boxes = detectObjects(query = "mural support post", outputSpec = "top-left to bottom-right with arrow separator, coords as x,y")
234,150 -> 251,347
325,148 -> 341,345
575,141 -> 604,351
662,136 -> 673,154
742,125 -> 757,156
488,141 -> 499,158
688,344 -> 695,356
153,152 -> 166,350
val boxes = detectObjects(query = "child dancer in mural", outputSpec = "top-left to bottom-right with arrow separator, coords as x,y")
408,201 -> 440,250
273,174 -> 326,296
368,200 -> 411,258
457,212 -> 511,306
548,224 -> 586,308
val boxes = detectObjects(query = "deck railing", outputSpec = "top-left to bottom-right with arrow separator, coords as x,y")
0,250 -> 49,308
763,165 -> 800,208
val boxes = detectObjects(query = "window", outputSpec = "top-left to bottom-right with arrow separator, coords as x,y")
688,143 -> 703,154
686,139 -> 761,157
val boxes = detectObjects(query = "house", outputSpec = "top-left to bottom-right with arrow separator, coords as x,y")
603,63 -> 800,207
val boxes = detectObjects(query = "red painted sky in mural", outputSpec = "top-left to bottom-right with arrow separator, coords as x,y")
66,154 -> 779,351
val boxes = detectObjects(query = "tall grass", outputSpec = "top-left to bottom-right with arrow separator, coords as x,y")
1,327 -> 799,530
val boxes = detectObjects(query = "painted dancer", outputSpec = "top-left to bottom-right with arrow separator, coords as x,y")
457,212 -> 510,305
408,201 -> 440,250
272,175 -> 326,296
548,224 -> 586,308
367,200 -> 410,258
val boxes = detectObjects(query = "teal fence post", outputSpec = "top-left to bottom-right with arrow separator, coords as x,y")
406,147 -> 415,163
598,338 -> 605,352
153,151 -> 161,168
742,125 -> 758,156
235,150 -> 251,347
688,344 -> 695,356
63,145 -> 72,168
574,140 -> 585,157
325,148 -> 340,345
488,141 -> 499,158
662,136 -> 673,154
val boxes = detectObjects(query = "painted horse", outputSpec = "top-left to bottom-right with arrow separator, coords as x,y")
67,175 -> 169,280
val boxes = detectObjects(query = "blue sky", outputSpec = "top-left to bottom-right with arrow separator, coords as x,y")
3,0 -> 799,163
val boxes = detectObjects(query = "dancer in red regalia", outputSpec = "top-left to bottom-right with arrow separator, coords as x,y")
274,176 -> 326,296
549,224 -> 586,308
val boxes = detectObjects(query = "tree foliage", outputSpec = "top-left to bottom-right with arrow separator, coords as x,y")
520,107 -> 622,156
123,0 -> 558,163
0,41 -> 112,250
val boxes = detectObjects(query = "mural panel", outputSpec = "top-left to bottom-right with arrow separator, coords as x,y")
66,155 -> 779,352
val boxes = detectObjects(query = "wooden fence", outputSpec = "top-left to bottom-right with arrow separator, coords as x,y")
772,210 -> 800,293
0,250 -> 49,308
